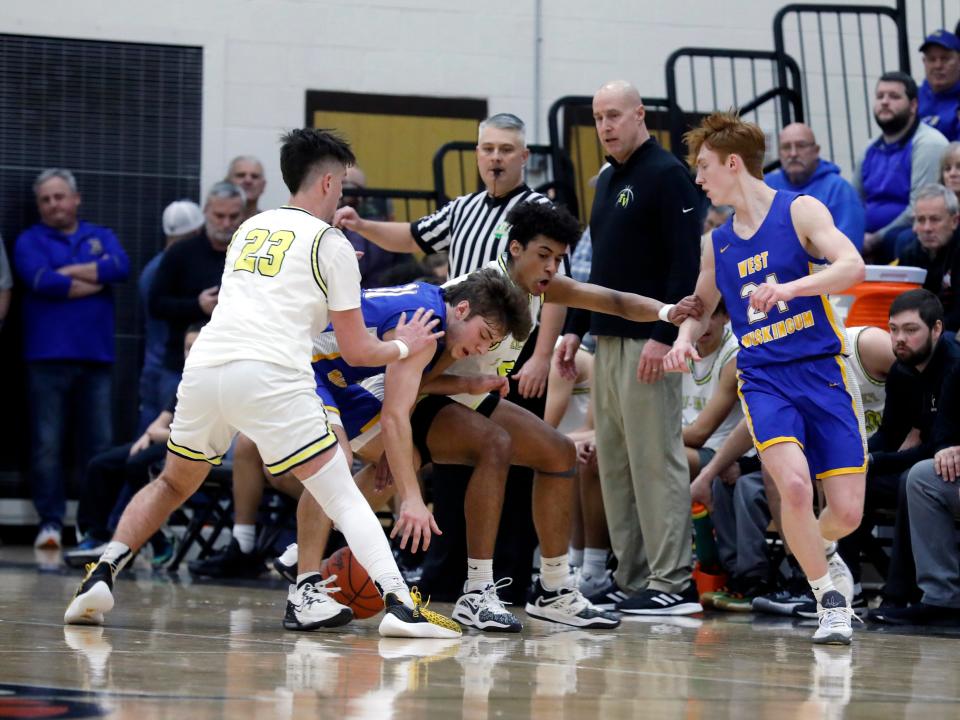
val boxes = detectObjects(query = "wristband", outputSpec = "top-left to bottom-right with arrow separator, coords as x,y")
658,304 -> 675,322
392,339 -> 409,360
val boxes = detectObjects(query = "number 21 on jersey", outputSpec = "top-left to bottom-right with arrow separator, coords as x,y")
740,273 -> 789,324
233,229 -> 294,277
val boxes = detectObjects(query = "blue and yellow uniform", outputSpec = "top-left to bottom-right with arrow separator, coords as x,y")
712,190 -> 866,479
311,282 -> 447,439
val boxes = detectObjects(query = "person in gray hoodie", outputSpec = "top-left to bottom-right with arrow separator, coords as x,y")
766,123 -> 866,252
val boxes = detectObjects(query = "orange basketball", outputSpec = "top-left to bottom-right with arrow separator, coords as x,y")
320,546 -> 383,619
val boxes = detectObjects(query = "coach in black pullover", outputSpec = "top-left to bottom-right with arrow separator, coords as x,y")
559,81 -> 701,613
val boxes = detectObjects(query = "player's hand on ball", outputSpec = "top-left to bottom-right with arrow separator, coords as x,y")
749,281 -> 795,313
669,295 -> 704,324
663,340 -> 699,373
394,308 -> 444,356
390,498 -> 441,553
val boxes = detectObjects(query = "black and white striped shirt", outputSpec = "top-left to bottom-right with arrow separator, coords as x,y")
410,184 -> 551,277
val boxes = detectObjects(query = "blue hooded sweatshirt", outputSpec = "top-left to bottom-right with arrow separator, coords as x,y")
764,159 -> 866,251
919,78 -> 960,142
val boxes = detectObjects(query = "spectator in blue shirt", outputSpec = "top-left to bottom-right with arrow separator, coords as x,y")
918,30 -> 960,142
766,123 -> 865,251
13,168 -> 130,549
137,200 -> 203,434
855,72 -> 948,262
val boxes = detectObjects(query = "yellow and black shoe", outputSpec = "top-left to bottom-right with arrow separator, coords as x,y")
378,588 -> 461,639
64,562 -> 115,626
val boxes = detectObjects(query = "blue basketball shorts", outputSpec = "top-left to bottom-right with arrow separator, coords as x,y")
736,354 -> 867,480
315,375 -> 384,442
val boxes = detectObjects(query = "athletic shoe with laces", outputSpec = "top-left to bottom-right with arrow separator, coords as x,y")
34,524 -> 62,550
525,577 -> 620,629
188,538 -> 266,579
585,574 -> 630,610
274,543 -> 298,584
579,568 -> 614,598
378,587 -> 462,639
150,534 -> 176,569
795,589 -> 865,619
453,577 -> 522,633
64,539 -> 109,569
616,583 -> 703,616
825,543 -> 855,603
283,573 -> 353,631
752,575 -> 812,616
64,562 -> 116,625
812,589 -> 856,645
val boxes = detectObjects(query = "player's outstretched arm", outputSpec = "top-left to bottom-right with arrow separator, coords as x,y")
419,373 -> 509,398
750,196 -> 865,314
664,235 -> 722,373
544,275 -> 704,325
333,206 -> 420,254
331,307 -> 443,367
380,347 -> 441,553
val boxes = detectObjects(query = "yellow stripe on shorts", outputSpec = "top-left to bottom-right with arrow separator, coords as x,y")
166,439 -> 224,466
266,432 -> 339,475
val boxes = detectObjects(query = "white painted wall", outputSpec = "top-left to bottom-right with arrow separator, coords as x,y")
3,0 -> 953,204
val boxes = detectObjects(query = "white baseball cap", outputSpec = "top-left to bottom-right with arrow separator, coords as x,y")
162,200 -> 204,237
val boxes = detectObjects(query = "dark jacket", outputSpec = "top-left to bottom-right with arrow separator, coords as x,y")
566,138 -> 701,344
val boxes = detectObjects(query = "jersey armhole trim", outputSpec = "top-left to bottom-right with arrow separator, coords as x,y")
311,228 -> 331,296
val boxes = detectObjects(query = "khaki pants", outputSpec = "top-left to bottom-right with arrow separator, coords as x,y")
594,336 -> 692,593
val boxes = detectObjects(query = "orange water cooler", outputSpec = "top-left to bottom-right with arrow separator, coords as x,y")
831,265 -> 927,328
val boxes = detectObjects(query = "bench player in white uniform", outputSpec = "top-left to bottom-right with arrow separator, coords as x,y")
401,201 -> 702,631
65,129 -> 460,639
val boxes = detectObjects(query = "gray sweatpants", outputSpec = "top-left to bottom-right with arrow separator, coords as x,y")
711,471 -> 771,580
906,459 -> 960,608
593,336 -> 692,594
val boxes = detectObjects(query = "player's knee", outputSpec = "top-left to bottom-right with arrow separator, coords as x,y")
833,499 -> 864,534
543,435 -> 576,476
485,426 -> 512,463
154,473 -> 194,505
777,473 -> 813,511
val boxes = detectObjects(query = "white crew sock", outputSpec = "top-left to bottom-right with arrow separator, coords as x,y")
540,555 -> 571,591
100,542 -> 133,579
581,548 -> 608,579
466,558 -> 494,592
568,547 -> 584,568
232,524 -> 256,554
809,572 -> 837,604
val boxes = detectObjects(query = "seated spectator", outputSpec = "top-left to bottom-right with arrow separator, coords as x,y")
13,168 -> 130,549
940,141 -> 960,204
149,182 -> 244,378
226,156 -> 267,221
870,363 -> 960,625
137,200 -> 204,433
896,184 -> 960,330
839,289 -> 960,608
766,123 -> 865,251
67,324 -> 205,566
702,204 -> 733,234
918,30 -> 960,142
339,165 -> 412,288
856,72 -> 949,262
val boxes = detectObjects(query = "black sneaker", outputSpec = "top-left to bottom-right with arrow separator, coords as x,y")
585,575 -> 630,610
616,583 -> 703,616
752,576 -> 812,616
273,543 -> 298,584
64,562 -> 116,625
868,602 -> 957,625
378,589 -> 462,638
188,539 -> 266,579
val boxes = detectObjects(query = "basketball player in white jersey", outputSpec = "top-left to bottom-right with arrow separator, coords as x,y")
65,129 -> 461,639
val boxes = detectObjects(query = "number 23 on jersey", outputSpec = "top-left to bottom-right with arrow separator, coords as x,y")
233,229 -> 294,277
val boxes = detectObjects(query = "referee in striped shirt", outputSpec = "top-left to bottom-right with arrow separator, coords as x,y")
334,113 -> 566,603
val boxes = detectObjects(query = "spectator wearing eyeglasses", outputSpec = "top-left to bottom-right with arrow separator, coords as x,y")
765,123 -> 865,252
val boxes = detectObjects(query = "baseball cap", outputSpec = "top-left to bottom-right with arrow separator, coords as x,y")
920,29 -> 960,53
162,200 -> 204,237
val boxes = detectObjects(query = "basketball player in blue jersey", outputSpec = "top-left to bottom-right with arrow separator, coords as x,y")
231,268 -> 532,630
664,112 -> 867,644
